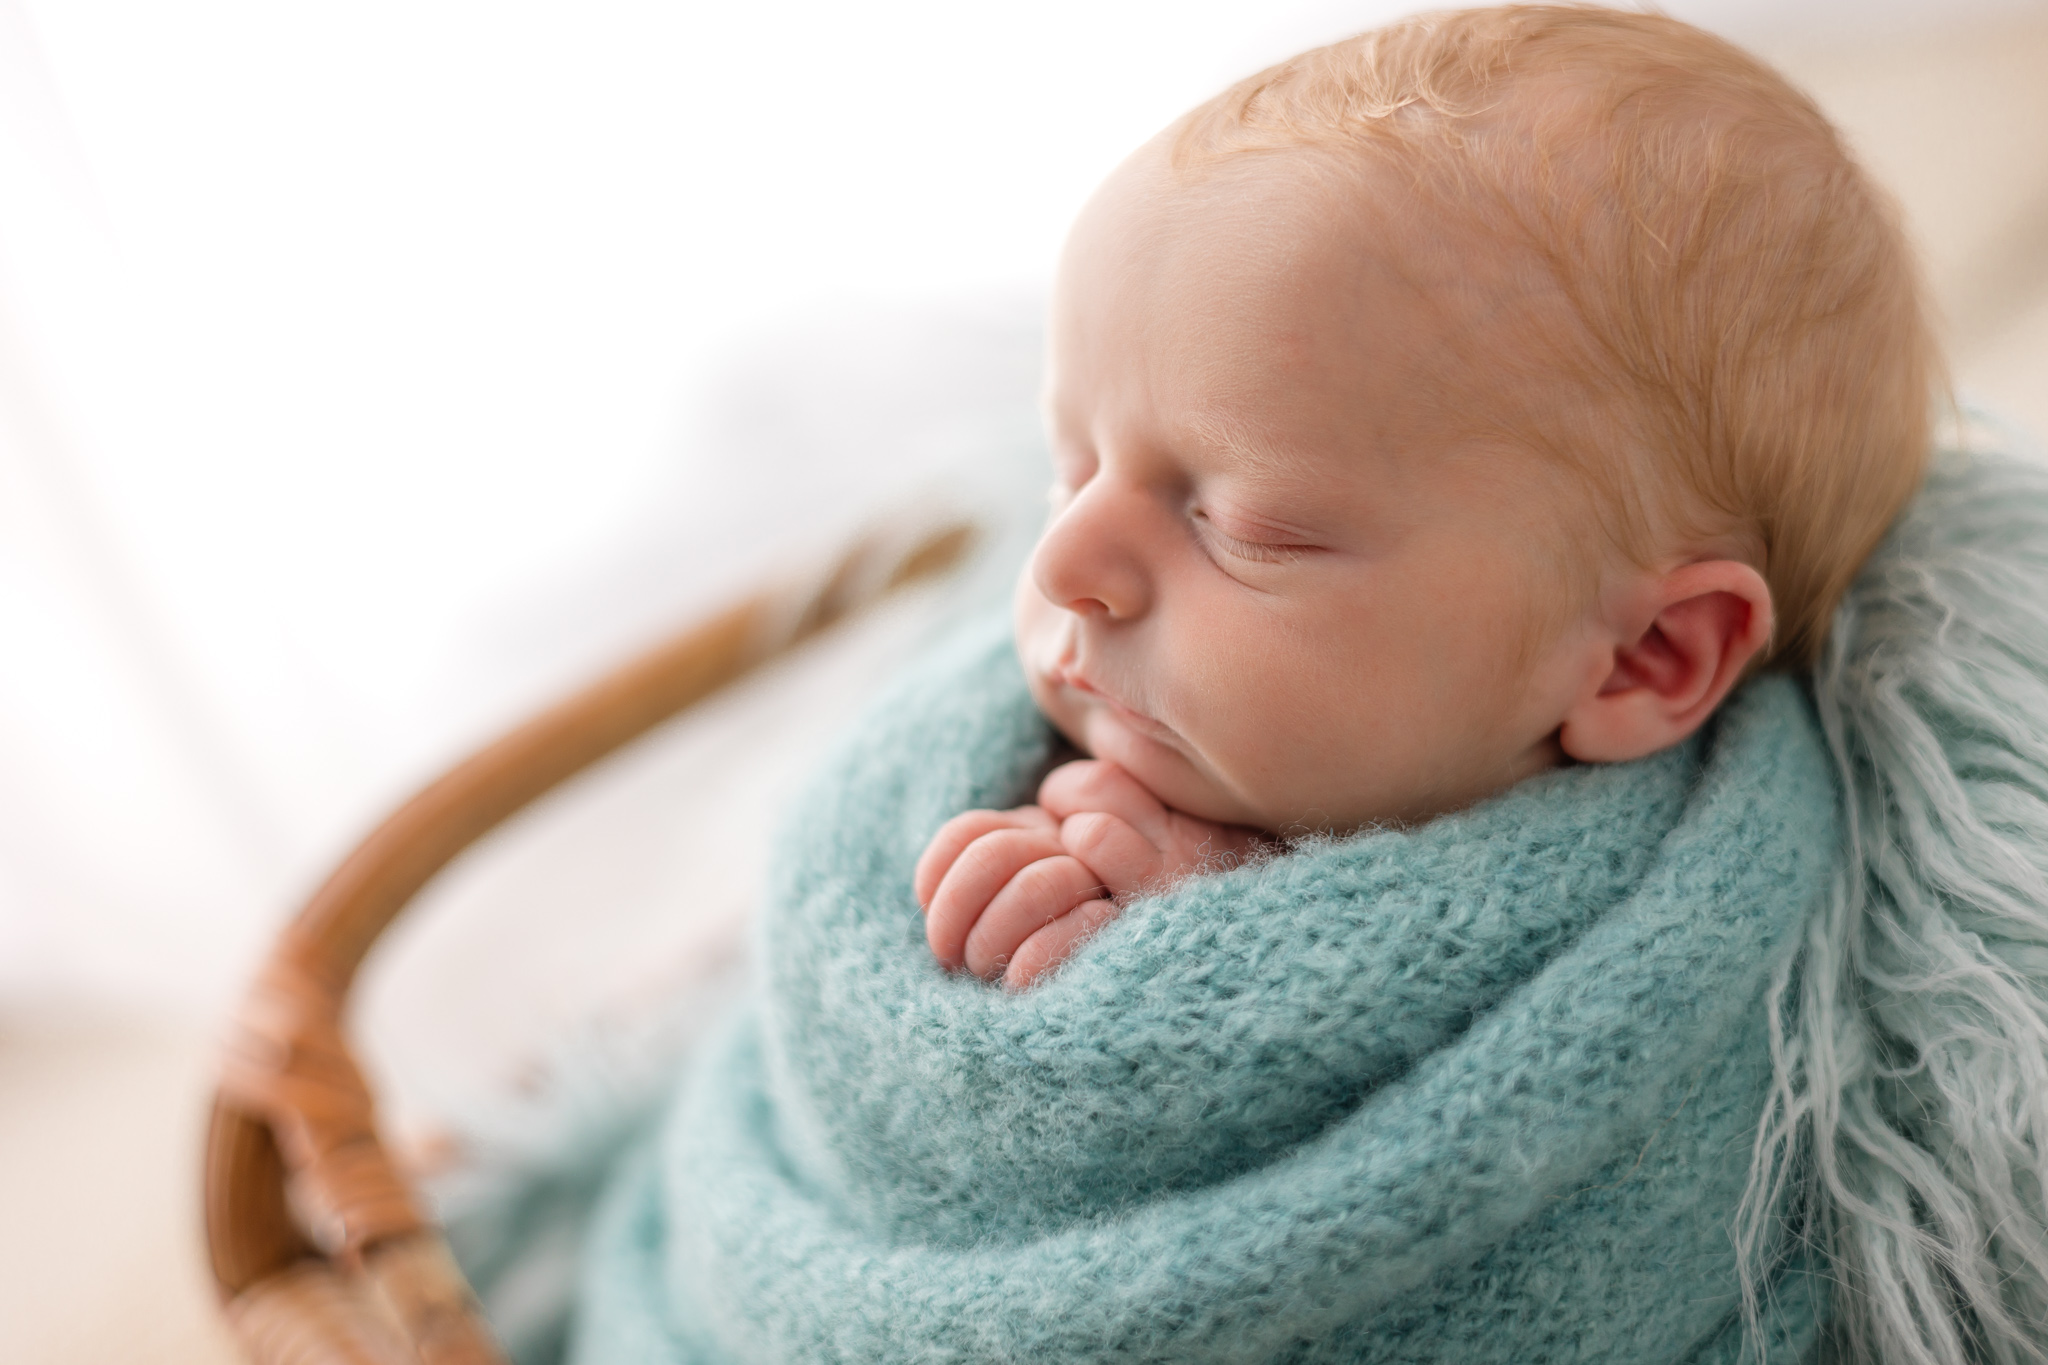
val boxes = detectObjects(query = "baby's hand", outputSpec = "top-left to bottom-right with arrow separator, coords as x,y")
913,760 -> 1259,990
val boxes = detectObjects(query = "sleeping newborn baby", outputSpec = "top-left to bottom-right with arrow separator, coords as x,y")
917,8 -> 1931,988
569,11 -> 2043,1365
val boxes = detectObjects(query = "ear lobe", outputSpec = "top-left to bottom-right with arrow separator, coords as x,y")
1559,560 -> 1774,764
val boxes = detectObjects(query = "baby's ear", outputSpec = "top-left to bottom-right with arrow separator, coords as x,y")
1557,561 -> 1773,764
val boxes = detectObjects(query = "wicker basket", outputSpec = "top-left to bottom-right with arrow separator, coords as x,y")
202,519 -> 974,1364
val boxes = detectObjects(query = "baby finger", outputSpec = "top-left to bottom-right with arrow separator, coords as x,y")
914,807 -> 1054,910
1039,760 -> 1171,843
926,827 -> 1065,970
1057,810 -> 1165,899
962,854 -> 1105,981
1003,898 -> 1122,991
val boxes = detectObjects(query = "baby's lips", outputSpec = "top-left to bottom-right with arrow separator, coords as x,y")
1053,667 -> 1179,745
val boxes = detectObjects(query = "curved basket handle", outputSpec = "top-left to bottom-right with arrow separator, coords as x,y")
204,517 -> 976,1364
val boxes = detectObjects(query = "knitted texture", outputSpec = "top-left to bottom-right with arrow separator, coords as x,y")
566,614 -> 1840,1363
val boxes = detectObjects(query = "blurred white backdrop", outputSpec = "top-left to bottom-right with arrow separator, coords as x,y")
2,0 -> 2044,1013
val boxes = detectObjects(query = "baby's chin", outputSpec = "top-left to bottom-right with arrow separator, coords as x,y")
1038,687 -> 1264,829
1038,683 -> 1460,834
1014,596 -> 1264,827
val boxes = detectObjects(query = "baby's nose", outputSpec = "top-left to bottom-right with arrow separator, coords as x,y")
1029,481 -> 1151,621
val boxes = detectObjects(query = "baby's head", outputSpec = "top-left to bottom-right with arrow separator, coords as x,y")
1015,4 -> 1938,834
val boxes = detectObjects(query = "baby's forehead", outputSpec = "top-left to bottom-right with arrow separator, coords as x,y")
1058,143 -> 1597,456
1129,137 -> 1581,350
1110,137 -> 1510,275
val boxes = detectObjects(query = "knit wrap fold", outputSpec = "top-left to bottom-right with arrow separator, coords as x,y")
567,606 -> 1840,1363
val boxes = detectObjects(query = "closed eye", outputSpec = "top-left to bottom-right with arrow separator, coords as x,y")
1191,509 -> 1318,566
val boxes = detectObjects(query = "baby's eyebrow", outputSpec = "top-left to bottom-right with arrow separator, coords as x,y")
1180,411 -> 1333,511
1182,411 -> 1293,478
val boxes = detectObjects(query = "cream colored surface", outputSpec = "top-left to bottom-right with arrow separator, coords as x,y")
3,14 -> 2045,1364
0,1017 -> 240,1364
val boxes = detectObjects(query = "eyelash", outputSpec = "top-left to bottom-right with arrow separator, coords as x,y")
1192,510 -> 1306,565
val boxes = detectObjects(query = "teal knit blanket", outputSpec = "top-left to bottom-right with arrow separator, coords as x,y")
565,603 -> 1843,1362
